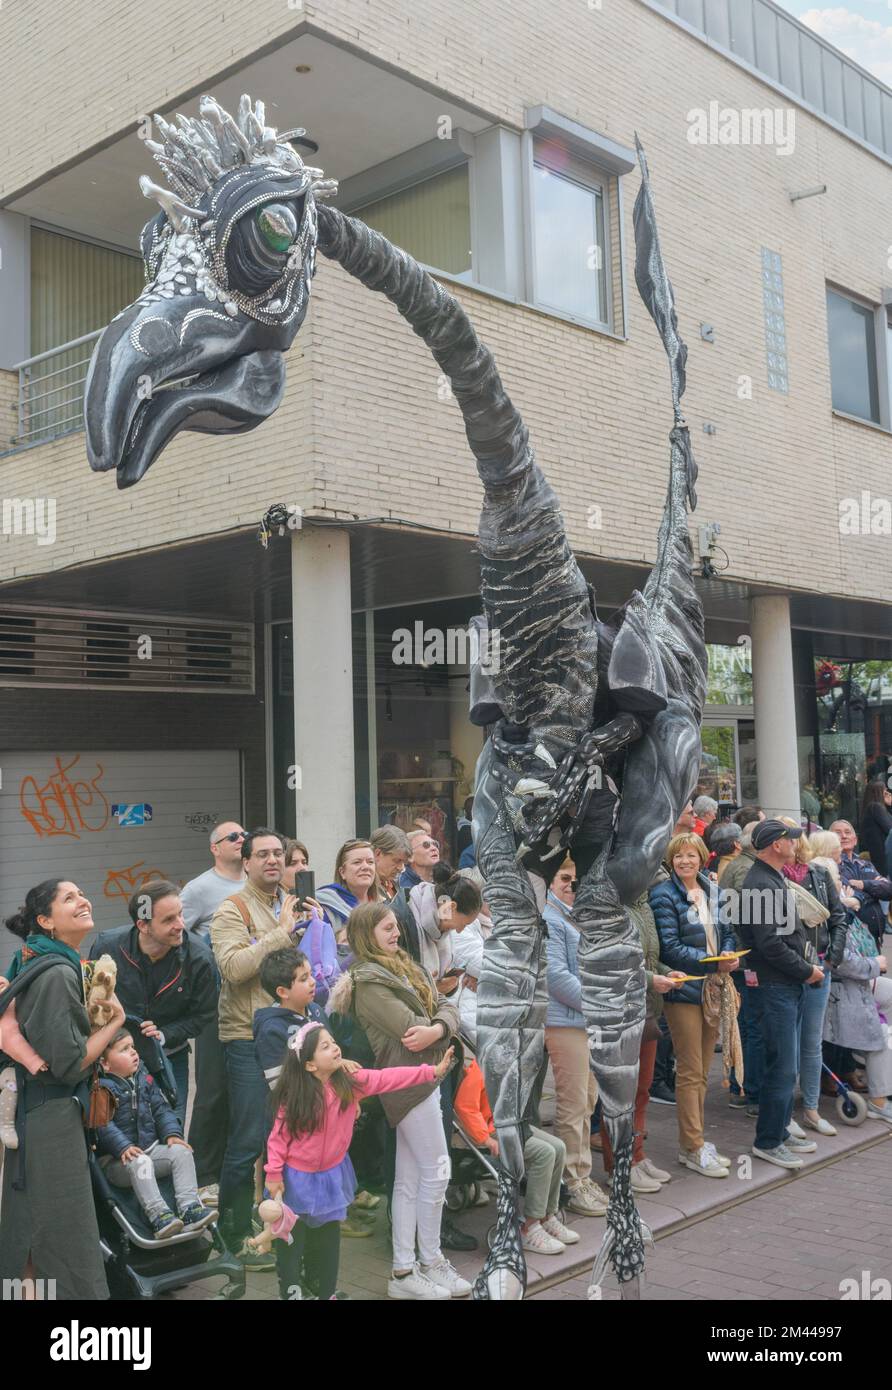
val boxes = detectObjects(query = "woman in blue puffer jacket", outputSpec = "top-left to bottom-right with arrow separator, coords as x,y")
649,833 -> 739,1180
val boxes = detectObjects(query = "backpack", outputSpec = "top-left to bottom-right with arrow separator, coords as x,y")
302,909 -> 341,1003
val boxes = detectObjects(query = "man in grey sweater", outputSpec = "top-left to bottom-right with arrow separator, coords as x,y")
182,821 -> 246,1193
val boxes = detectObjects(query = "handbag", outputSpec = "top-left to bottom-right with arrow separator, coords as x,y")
85,1068 -> 117,1129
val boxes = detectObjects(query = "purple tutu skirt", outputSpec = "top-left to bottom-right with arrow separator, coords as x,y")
279,1156 -> 357,1228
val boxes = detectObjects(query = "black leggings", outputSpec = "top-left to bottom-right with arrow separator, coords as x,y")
276,1220 -> 341,1301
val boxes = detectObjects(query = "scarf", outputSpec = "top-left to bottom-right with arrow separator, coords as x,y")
8,932 -> 83,985
702,972 -> 743,1091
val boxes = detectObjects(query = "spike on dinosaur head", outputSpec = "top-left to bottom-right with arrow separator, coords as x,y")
85,94 -> 338,488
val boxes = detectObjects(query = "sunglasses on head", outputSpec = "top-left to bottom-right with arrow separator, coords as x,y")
214,830 -> 246,845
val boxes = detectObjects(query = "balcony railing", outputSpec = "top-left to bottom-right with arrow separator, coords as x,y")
11,330 -> 101,450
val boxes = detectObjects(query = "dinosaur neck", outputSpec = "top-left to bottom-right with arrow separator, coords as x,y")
316,204 -> 530,490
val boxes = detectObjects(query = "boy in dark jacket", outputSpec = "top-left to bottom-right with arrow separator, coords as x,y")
253,948 -> 326,1089
98,1029 -> 216,1239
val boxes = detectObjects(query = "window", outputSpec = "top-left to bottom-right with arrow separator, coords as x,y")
531,147 -> 609,325
354,165 -> 471,278
826,287 -> 880,423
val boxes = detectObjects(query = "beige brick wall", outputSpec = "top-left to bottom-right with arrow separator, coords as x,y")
2,0 -> 891,607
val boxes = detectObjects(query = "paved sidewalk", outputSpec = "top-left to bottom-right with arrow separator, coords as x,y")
530,1135 -> 892,1300
174,1067 -> 891,1301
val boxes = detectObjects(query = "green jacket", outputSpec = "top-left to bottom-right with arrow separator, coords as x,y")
628,893 -> 669,1020
718,845 -> 757,952
332,960 -> 459,1126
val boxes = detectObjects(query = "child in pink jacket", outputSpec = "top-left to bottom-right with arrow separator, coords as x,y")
264,1020 -> 453,1300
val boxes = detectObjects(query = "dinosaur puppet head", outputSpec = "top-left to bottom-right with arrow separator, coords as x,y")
85,95 -> 336,487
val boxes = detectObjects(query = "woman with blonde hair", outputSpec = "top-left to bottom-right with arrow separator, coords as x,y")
649,833 -> 740,1178
776,825 -> 848,1137
316,839 -> 379,944
329,901 -> 467,1300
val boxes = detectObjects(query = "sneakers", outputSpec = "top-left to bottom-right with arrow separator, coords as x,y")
237,1239 -> 276,1270
541,1214 -> 580,1245
867,1100 -> 892,1124
745,1103 -> 760,1118
752,1143 -> 804,1169
340,1217 -> 374,1238
180,1203 -> 217,1231
786,1119 -> 807,1140
630,1162 -> 662,1194
197,1183 -> 219,1206
728,1093 -> 748,1109
388,1265 -> 451,1301
785,1133 -> 817,1153
802,1110 -> 837,1136
351,1189 -> 380,1211
677,1146 -> 728,1178
419,1258 -> 472,1298
150,1210 -> 184,1240
701,1141 -> 731,1168
639,1157 -> 671,1184
440,1217 -> 479,1251
521,1220 -> 565,1255
649,1082 -> 676,1105
566,1179 -> 609,1216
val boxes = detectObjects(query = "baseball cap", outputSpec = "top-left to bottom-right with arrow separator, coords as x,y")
751,818 -> 804,851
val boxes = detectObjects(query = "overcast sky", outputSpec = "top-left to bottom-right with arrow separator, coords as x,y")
773,2 -> 892,84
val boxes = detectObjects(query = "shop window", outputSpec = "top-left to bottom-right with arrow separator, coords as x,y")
800,657 -> 892,828
531,144 -> 609,325
354,165 -> 472,278
826,287 -> 881,424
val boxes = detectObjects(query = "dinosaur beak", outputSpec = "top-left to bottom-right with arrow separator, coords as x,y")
84,293 -> 286,488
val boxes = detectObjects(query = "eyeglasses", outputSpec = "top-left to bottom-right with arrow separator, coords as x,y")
213,830 -> 246,846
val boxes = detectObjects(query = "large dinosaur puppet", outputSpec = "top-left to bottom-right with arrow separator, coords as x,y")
84,96 -> 707,1299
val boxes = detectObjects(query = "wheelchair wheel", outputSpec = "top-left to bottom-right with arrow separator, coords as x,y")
836,1091 -> 868,1126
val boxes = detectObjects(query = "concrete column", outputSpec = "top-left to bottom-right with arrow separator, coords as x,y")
750,594 -> 801,818
291,526 -> 355,875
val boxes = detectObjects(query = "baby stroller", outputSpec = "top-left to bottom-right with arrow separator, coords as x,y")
448,1112 -> 501,1214
88,1017 -> 244,1300
821,1061 -> 868,1127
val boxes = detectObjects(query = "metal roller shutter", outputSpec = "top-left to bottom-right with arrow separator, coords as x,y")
0,749 -> 242,973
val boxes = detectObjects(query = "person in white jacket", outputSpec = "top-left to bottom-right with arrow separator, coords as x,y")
409,865 -> 482,988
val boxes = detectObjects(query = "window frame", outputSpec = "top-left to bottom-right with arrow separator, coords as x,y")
825,282 -> 889,430
528,147 -> 612,330
344,158 -> 474,285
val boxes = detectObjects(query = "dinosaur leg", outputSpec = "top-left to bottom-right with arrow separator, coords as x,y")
573,847 -> 649,1297
472,740 -> 548,1300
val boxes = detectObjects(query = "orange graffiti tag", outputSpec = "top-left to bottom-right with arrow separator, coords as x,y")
103,862 -> 172,906
19,754 -> 111,840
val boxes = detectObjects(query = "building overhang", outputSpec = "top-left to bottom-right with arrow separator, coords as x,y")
1,520 -> 889,659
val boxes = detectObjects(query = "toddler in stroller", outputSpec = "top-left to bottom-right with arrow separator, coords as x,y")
89,1020 -> 244,1298
96,1027 -> 216,1239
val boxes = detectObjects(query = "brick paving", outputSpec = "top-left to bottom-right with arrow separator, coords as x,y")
529,1136 -> 892,1301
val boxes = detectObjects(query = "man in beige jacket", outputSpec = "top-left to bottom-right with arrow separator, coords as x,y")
210,826 -> 299,1261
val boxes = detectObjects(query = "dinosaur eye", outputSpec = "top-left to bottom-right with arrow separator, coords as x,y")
256,204 -> 298,253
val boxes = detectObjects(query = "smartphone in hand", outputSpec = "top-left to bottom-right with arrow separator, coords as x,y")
295,869 -> 316,911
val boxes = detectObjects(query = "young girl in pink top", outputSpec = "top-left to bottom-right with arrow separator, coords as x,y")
264,1020 -> 453,1299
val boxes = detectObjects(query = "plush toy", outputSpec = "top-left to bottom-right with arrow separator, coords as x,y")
86,955 -> 118,1031
246,1197 -> 298,1254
